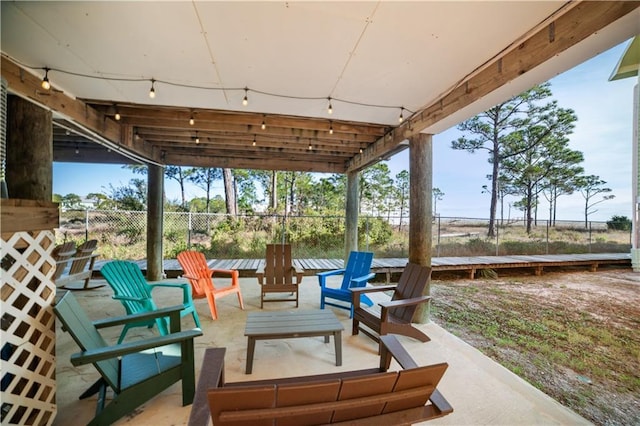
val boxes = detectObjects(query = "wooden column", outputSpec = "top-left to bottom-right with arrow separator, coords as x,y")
344,170 -> 359,261
409,133 -> 433,322
147,164 -> 164,281
6,95 -> 52,200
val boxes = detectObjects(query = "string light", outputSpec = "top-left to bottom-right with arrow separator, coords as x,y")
242,87 -> 249,106
308,142 -> 313,151
149,79 -> 156,98
329,121 -> 334,135
195,131 -> 200,144
359,148 -> 363,154
189,114 -> 195,126
252,135 -> 256,146
261,116 -> 266,130
20,62 -> 415,123
41,67 -> 51,90
75,144 -> 79,154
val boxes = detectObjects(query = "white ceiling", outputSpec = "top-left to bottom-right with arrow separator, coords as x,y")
1,1 -> 639,173
6,1 -> 635,129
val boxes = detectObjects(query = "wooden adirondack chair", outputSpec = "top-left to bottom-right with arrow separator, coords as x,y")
351,263 -> 432,343
100,260 -> 201,343
177,250 -> 244,320
52,241 -> 77,281
58,239 -> 103,290
317,251 -> 375,317
54,291 -> 202,426
256,244 -> 304,308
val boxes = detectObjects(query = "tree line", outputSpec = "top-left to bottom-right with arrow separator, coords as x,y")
55,83 -> 616,235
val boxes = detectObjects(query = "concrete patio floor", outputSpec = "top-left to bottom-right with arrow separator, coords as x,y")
53,275 -> 591,425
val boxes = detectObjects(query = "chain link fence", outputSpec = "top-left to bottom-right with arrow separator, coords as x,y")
56,210 -> 631,260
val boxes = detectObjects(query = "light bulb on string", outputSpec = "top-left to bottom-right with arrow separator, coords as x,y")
242,88 -> 249,106
189,116 -> 195,126
114,104 -> 121,121
41,67 -> 51,90
75,144 -> 80,154
261,117 -> 266,130
195,131 -> 200,144
327,97 -> 333,115
398,107 -> 404,123
329,121 -> 334,135
252,135 -> 256,147
149,79 -> 156,98
359,148 -> 363,154
308,142 -> 313,151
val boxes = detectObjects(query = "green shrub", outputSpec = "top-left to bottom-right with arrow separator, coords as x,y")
607,215 -> 631,231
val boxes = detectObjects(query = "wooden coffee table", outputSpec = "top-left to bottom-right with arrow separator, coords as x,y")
244,309 -> 344,374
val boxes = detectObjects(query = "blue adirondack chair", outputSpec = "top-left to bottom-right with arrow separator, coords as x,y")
101,260 -> 201,343
317,251 -> 375,317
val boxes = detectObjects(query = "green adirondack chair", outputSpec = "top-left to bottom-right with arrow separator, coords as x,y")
101,260 -> 201,343
53,291 -> 202,426
317,251 -> 375,317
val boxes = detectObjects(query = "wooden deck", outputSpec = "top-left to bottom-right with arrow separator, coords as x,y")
94,252 -> 631,281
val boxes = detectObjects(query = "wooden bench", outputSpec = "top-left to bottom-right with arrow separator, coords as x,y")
188,335 -> 453,425
53,239 -> 103,290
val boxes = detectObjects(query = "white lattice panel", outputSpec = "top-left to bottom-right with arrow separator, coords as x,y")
1,230 -> 56,425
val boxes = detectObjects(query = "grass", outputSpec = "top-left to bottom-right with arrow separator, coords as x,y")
431,277 -> 639,425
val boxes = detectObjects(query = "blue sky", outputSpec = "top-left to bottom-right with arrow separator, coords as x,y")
54,39 -> 637,222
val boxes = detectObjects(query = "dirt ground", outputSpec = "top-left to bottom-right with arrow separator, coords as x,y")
430,267 -> 640,426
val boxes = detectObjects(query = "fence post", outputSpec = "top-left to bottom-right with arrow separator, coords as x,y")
187,211 -> 192,248
546,220 -> 549,254
436,216 -> 441,257
85,209 -> 89,242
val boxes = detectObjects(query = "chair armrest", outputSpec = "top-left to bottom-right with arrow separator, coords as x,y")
379,295 -> 431,310
93,305 -> 185,329
70,329 -> 203,366
150,282 -> 193,304
379,334 -> 419,370
293,266 -> 304,283
429,389 -> 454,415
317,269 -> 345,279
349,273 -> 376,287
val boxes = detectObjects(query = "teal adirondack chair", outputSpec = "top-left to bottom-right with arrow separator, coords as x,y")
54,291 -> 202,426
101,260 -> 201,343
317,251 -> 376,317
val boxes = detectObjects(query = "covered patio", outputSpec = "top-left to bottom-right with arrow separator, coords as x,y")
2,2 -> 640,424
55,275 -> 589,425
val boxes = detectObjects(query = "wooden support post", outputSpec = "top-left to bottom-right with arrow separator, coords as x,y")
6,96 -> 53,201
409,133 -> 433,322
147,164 -> 164,281
344,170 -> 359,262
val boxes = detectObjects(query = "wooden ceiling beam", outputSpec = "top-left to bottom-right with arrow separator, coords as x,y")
164,151 -> 346,173
91,103 -> 387,136
1,56 -> 159,164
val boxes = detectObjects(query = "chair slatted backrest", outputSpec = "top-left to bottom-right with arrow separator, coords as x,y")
52,242 -> 77,280
340,251 -> 373,290
264,244 -> 293,286
68,239 -> 98,275
101,260 -> 157,315
391,263 -> 432,323
177,251 -> 210,297
53,292 -> 120,391
207,364 -> 448,425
